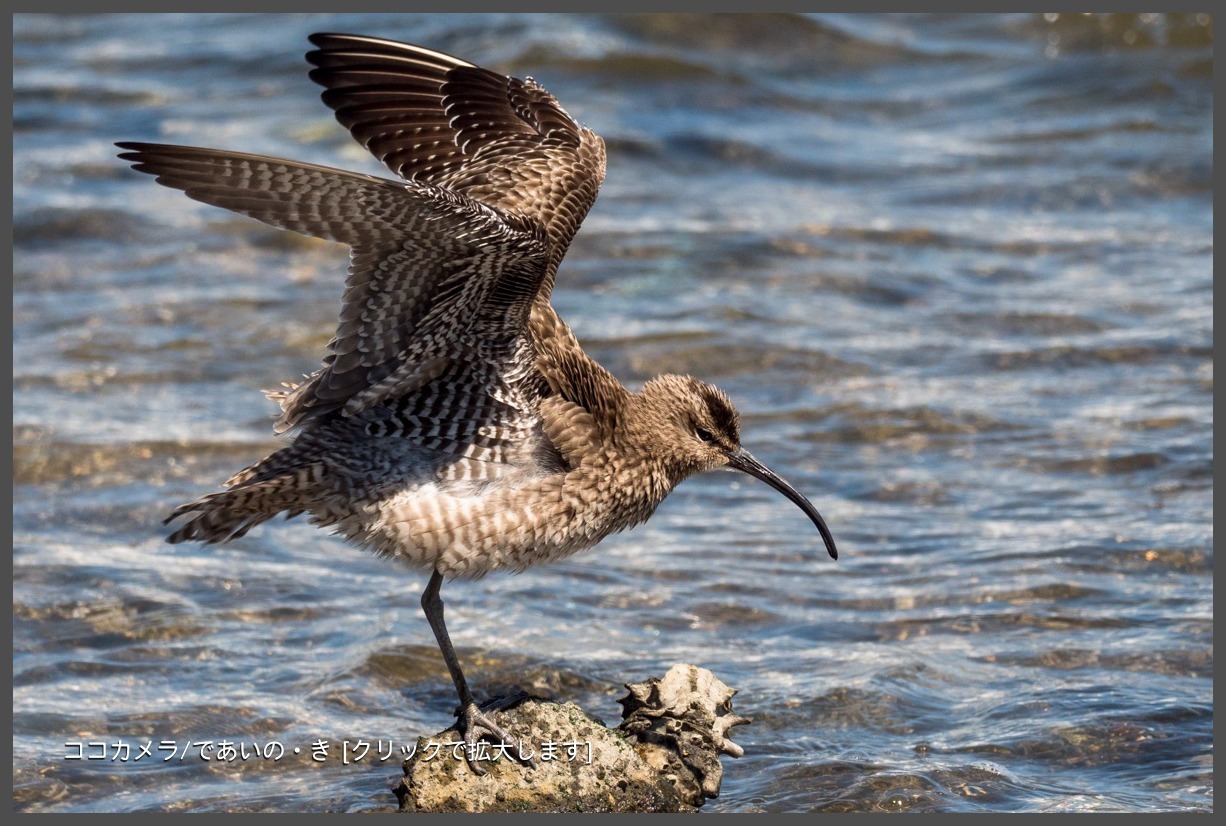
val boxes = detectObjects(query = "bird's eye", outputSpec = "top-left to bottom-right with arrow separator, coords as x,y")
696,428 -> 716,444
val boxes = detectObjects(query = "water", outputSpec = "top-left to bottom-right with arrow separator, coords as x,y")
12,13 -> 1212,813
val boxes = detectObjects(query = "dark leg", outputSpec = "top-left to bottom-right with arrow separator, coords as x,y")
420,570 -> 532,774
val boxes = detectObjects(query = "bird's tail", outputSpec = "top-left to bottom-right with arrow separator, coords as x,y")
165,450 -> 325,545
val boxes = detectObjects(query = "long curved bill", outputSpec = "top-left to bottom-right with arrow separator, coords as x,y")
726,448 -> 839,560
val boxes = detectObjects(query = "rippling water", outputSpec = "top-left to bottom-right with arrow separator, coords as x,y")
12,13 -> 1212,813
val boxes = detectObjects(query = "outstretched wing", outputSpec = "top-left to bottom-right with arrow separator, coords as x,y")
116,142 -> 549,433
306,33 -> 606,299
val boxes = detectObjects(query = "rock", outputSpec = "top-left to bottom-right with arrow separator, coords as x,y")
618,664 -> 752,800
395,664 -> 749,813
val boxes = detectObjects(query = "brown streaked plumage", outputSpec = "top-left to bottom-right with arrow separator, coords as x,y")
117,33 -> 837,775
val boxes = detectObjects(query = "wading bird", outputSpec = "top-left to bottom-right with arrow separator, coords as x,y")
118,33 -> 838,774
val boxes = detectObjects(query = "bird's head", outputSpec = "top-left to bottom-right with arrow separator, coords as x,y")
633,374 -> 838,560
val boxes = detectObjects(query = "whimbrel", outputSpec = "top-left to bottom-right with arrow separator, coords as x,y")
118,33 -> 838,773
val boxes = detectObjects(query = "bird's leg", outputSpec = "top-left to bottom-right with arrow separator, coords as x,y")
420,570 -> 534,774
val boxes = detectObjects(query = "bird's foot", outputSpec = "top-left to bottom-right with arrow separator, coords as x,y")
456,692 -> 538,775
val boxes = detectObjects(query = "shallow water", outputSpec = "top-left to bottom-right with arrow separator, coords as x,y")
12,13 -> 1212,813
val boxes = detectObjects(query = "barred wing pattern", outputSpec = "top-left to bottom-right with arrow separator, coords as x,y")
115,144 -> 550,434
306,33 -> 607,296
119,34 -> 608,475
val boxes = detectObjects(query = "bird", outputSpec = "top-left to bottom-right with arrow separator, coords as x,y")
117,32 -> 838,774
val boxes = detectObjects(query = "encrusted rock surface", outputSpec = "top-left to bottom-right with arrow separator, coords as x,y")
396,664 -> 748,813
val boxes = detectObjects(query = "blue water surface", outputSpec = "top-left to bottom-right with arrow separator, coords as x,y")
12,12 -> 1212,812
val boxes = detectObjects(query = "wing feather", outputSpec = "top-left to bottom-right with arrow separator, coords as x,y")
120,34 -> 620,468
306,32 -> 606,290
116,142 -> 549,432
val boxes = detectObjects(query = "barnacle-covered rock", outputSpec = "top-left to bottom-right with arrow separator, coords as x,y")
395,665 -> 747,812
618,663 -> 751,800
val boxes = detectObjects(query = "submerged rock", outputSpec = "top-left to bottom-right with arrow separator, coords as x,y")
396,664 -> 749,813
